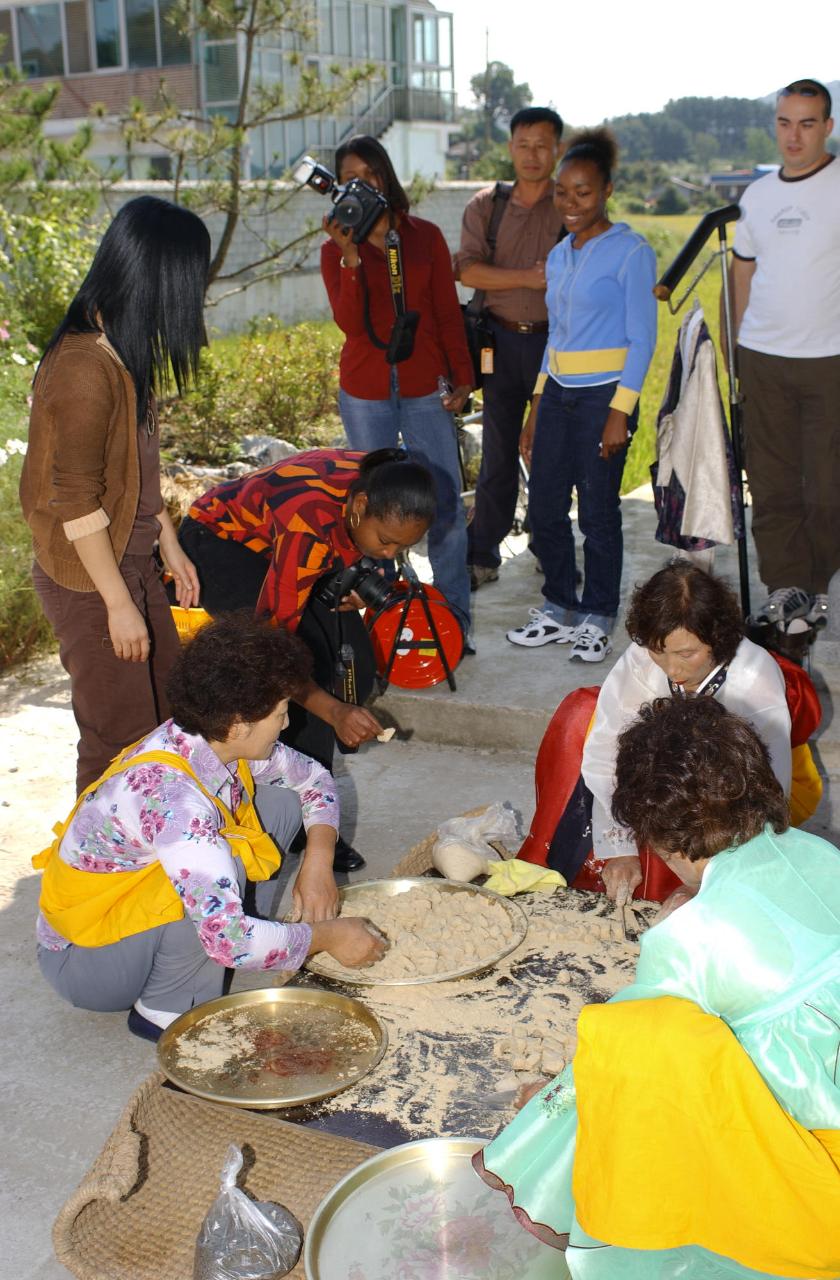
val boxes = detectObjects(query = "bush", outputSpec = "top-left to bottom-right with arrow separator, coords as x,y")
0,188 -> 103,348
159,322 -> 343,465
0,353 -> 54,669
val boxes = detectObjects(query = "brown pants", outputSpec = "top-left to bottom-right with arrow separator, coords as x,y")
33,554 -> 182,794
738,346 -> 840,594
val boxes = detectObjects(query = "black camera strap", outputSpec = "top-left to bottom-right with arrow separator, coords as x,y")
360,228 -> 420,362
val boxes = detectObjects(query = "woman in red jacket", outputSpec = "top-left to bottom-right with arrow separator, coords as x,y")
320,135 -> 474,638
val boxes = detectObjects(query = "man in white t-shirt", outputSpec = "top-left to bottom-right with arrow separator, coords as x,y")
732,78 -> 840,631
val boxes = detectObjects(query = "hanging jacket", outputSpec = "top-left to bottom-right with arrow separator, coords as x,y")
653,304 -> 744,549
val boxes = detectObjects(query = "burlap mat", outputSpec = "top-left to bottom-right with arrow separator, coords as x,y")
53,1072 -> 378,1280
54,808 -> 507,1279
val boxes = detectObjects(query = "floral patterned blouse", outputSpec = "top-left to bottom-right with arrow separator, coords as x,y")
36,719 -> 340,971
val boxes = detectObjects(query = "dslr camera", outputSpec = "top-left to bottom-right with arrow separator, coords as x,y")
314,556 -> 391,611
293,154 -> 389,244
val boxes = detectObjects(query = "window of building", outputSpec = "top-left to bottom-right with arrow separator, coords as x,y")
64,0 -> 91,72
126,0 -> 156,66
17,4 -> 63,77
369,3 -> 385,60
158,0 -> 189,64
93,0 -> 121,66
332,0 -> 349,55
316,0 -> 330,54
204,41 -> 238,103
0,9 -> 13,64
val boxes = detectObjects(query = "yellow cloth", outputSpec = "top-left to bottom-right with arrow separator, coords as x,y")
33,747 -> 281,949
483,858 -> 565,896
572,994 -> 840,1278
790,741 -> 823,827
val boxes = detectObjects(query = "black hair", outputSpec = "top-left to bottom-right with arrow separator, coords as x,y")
561,126 -> 618,185
166,613 -> 313,743
335,135 -> 410,215
777,79 -> 832,121
612,697 -> 789,862
510,107 -> 564,140
625,560 -> 744,666
42,195 -> 211,420
350,447 -> 436,525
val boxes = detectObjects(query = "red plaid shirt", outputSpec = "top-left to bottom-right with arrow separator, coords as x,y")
187,449 -> 362,631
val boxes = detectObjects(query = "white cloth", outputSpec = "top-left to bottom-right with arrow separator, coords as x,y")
656,305 -> 735,545
581,637 -> 792,860
733,157 -> 840,358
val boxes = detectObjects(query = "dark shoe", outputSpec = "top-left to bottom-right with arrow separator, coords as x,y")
334,835 -> 366,873
127,1007 -> 164,1043
469,564 -> 499,591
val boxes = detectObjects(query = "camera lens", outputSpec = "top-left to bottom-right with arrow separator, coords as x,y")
332,191 -> 365,228
355,571 -> 392,611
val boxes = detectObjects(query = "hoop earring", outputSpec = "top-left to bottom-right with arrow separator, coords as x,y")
350,509 -> 360,530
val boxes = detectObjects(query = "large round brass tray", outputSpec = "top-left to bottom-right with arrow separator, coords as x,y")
304,877 -> 528,985
157,987 -> 387,1109
304,1136 -> 565,1279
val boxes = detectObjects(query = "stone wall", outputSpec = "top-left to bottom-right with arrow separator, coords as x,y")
103,179 -> 490,332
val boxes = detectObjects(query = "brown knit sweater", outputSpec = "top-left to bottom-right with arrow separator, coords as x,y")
20,332 -> 144,592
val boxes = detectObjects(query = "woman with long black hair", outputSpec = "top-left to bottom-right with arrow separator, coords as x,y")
320,135 -> 474,641
20,196 -> 209,792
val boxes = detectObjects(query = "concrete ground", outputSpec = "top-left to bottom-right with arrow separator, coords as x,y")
2,490 -> 840,1277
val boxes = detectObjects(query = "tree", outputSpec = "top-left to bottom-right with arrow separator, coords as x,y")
0,59 -> 109,345
745,126 -> 776,165
118,0 -> 379,296
469,60 -> 532,151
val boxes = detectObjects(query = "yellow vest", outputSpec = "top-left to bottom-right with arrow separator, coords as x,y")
32,746 -> 281,949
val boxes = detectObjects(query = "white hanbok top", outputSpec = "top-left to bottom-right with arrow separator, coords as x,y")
581,637 -> 792,861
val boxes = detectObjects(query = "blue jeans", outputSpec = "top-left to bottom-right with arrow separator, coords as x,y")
338,370 -> 471,628
528,378 -> 635,633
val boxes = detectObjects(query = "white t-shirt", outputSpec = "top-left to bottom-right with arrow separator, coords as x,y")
581,637 -> 792,860
733,156 -> 840,358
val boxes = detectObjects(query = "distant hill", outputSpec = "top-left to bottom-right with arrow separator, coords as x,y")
760,81 -> 840,136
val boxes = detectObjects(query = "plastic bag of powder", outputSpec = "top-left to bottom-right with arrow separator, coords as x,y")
194,1145 -> 303,1280
435,801 -> 519,857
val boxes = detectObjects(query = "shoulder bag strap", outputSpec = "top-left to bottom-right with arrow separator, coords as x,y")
467,181 -> 513,315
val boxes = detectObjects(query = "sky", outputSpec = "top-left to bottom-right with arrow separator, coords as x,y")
445,0 -> 838,125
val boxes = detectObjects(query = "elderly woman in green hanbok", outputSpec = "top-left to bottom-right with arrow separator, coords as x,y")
473,697 -> 840,1280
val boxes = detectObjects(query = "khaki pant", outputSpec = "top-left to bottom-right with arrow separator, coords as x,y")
33,554 -> 182,793
738,346 -> 840,594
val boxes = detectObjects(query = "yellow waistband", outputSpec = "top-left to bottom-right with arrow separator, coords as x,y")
548,347 -> 628,376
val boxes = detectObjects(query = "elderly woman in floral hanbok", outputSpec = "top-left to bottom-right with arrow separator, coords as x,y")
33,616 -> 385,1041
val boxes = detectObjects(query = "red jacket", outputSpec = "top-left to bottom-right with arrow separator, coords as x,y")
321,214 -> 474,400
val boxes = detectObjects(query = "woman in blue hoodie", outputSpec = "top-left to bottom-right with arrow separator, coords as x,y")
507,129 -> 657,662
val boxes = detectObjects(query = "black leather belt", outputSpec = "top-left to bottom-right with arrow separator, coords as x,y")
487,313 -> 549,335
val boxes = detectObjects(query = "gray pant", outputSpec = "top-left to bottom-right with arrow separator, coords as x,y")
38,785 -> 303,1015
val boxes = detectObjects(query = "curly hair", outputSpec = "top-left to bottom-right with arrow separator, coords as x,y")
612,698 -> 789,862
625,560 -> 744,665
561,126 -> 619,184
166,613 -> 313,742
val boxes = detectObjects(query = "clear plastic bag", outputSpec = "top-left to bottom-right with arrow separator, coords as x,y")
432,801 -> 520,880
194,1145 -> 303,1280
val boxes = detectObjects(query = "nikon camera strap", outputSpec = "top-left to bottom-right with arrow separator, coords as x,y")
360,229 -> 420,362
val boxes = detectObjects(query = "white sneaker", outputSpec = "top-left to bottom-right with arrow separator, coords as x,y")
506,607 -> 580,648
752,587 -> 810,629
806,593 -> 829,629
569,621 -> 612,663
